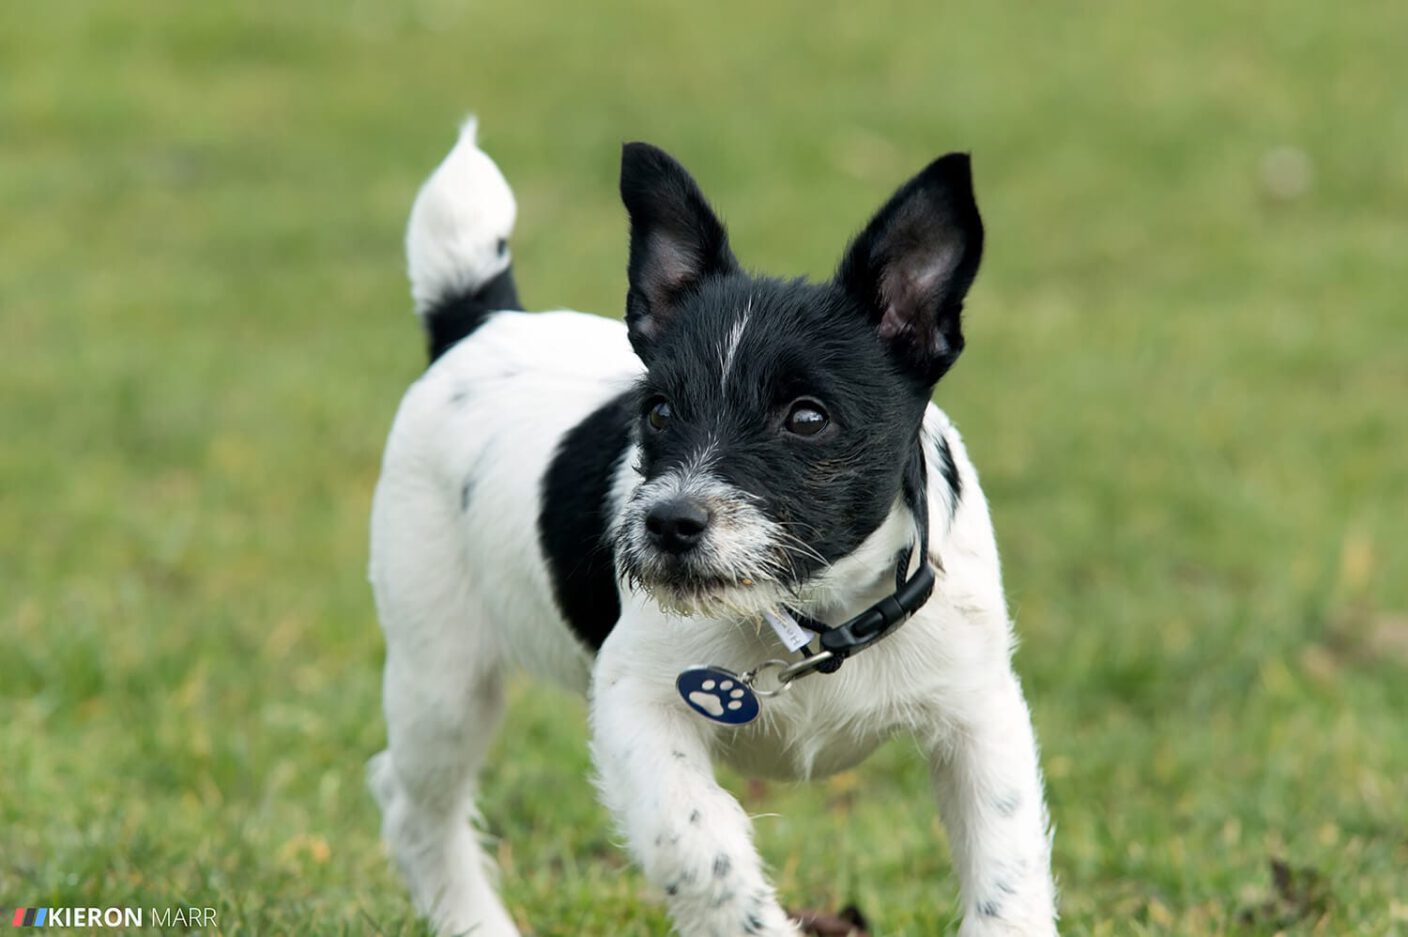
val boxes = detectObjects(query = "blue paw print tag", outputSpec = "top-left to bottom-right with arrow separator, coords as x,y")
676,667 -> 760,725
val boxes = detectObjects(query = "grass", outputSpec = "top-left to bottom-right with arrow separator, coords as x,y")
2,1 -> 1406,934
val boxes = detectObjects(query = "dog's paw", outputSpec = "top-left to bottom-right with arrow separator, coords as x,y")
790,905 -> 870,936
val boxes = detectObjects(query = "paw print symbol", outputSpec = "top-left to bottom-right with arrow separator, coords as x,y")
677,668 -> 760,724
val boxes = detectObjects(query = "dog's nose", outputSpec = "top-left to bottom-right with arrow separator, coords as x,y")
645,498 -> 711,555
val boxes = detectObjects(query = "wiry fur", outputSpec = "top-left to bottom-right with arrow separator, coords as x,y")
614,464 -> 796,621
369,122 -> 1058,936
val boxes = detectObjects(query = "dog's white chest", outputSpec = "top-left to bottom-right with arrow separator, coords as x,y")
707,676 -> 901,781
717,717 -> 889,781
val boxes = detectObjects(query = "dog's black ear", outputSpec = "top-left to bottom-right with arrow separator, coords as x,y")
836,153 -> 984,385
621,142 -> 739,360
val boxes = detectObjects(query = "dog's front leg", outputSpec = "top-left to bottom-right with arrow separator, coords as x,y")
590,666 -> 800,937
928,669 -> 1058,936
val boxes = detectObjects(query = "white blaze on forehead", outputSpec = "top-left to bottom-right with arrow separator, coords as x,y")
719,297 -> 753,390
684,435 -> 719,477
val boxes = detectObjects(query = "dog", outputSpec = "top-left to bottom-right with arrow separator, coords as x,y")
367,118 -> 1058,937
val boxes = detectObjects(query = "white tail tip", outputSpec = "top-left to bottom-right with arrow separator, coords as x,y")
405,116 -> 516,315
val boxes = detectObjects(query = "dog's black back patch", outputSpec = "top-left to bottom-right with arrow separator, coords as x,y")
538,390 -> 635,651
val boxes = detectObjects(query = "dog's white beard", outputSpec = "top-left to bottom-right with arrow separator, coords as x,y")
643,577 -> 796,622
615,467 -> 817,623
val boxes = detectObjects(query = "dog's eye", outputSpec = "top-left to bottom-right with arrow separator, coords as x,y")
646,398 -> 673,432
784,401 -> 829,437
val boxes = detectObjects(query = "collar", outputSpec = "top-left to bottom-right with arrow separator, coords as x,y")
782,550 -> 935,679
675,447 -> 936,724
784,440 -> 935,677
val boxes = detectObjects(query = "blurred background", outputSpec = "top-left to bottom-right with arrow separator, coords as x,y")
2,2 -> 1405,934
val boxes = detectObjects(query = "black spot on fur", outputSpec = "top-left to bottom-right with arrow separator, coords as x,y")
689,809 -> 702,824
713,854 -> 732,879
743,913 -> 765,934
538,391 -> 635,650
460,480 -> 473,512
672,749 -> 689,761
425,264 -> 522,363
935,433 -> 962,515
665,881 -> 679,897
978,899 -> 1003,918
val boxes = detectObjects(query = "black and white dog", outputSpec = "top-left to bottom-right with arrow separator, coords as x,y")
368,119 -> 1057,937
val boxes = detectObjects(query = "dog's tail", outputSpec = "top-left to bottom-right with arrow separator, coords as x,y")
406,117 -> 523,363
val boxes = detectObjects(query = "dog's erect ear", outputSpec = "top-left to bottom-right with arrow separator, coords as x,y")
621,142 -> 739,359
836,153 -> 984,385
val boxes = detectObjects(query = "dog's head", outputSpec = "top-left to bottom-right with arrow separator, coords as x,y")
613,143 -> 983,618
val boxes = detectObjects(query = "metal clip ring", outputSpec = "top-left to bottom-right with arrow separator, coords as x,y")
742,660 -> 794,698
779,649 -> 836,684
743,648 -> 839,698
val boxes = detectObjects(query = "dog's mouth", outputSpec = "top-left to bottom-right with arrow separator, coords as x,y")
625,561 -> 793,619
648,580 -> 782,620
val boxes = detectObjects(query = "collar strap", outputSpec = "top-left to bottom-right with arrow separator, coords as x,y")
792,559 -> 934,666
786,445 -> 934,675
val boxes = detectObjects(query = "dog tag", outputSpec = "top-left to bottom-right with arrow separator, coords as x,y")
676,666 -> 760,725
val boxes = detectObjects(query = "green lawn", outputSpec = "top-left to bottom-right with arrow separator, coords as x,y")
3,2 -> 1406,934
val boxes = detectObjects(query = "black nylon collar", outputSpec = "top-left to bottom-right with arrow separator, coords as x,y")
786,446 -> 935,674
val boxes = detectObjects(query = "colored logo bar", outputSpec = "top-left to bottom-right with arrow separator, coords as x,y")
12,908 -> 48,927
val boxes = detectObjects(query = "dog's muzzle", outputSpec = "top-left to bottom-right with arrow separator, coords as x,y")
616,476 -> 792,617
